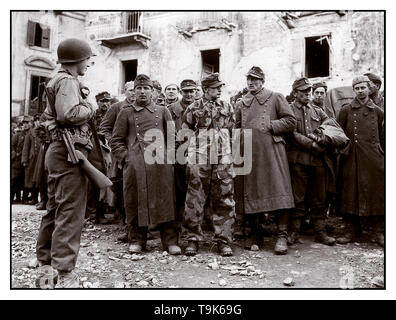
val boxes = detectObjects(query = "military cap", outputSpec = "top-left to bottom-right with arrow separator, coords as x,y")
95,91 -> 111,102
246,66 -> 265,80
152,80 -> 162,91
352,75 -> 370,87
134,74 -> 153,88
201,73 -> 224,88
364,72 -> 382,85
292,77 -> 312,91
312,81 -> 328,92
124,81 -> 134,90
180,79 -> 197,90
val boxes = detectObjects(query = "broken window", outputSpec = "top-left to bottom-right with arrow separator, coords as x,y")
305,35 -> 331,78
201,49 -> 220,78
122,60 -> 138,87
27,20 -> 50,49
29,75 -> 49,115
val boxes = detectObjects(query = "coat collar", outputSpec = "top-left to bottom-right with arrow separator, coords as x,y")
132,101 -> 156,112
351,97 -> 375,109
169,100 -> 189,118
292,100 -> 312,110
242,88 -> 272,107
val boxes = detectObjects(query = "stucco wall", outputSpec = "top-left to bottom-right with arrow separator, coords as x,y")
13,11 -> 384,116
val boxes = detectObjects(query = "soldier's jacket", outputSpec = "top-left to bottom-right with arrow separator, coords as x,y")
94,107 -> 108,128
168,99 -> 192,131
42,69 -> 95,149
182,97 -> 235,165
287,100 -> 329,166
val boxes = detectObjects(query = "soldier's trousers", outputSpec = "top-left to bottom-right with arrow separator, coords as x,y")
128,216 -> 179,250
290,163 -> 327,218
184,164 -> 235,244
36,141 -> 88,272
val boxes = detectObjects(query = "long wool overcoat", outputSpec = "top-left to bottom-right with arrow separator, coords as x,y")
337,98 -> 384,216
234,88 -> 296,214
110,101 -> 176,226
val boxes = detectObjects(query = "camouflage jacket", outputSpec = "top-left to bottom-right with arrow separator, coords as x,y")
182,97 -> 235,164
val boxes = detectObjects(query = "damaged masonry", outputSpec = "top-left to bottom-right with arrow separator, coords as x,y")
11,11 -> 384,290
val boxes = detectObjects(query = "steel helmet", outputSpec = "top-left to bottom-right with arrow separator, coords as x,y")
57,38 -> 94,64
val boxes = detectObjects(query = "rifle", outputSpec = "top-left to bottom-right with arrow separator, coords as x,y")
41,83 -> 112,189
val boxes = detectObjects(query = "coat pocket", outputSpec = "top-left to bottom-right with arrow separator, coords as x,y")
272,135 -> 286,144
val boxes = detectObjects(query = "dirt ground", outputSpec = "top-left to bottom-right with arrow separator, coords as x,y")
11,204 -> 384,289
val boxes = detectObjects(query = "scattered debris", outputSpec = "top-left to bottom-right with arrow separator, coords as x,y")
283,277 -> 295,287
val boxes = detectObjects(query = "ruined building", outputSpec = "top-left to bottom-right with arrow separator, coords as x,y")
12,11 -> 384,117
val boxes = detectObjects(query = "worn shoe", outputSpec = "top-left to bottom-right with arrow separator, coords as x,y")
185,241 -> 198,256
35,201 -> 46,210
336,233 -> 353,244
35,265 -> 58,289
117,234 -> 129,243
218,242 -> 233,257
168,245 -> 182,255
313,218 -> 336,246
274,237 -> 288,255
56,270 -> 80,288
128,243 -> 143,254
315,232 -> 336,246
95,216 -> 110,225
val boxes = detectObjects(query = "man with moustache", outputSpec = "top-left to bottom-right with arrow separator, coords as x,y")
287,77 -> 336,246
36,38 -> 96,288
235,66 -> 296,255
110,74 -> 180,255
336,76 -> 384,246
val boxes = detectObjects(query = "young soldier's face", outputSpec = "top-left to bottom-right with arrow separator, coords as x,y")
313,87 -> 326,104
181,89 -> 195,104
247,76 -> 263,94
165,85 -> 179,100
76,58 -> 91,76
135,85 -> 153,104
353,83 -> 370,100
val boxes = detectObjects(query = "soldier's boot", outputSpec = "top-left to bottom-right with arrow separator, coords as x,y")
313,218 -> 336,246
287,218 -> 302,245
336,217 -> 361,244
35,201 -> 47,210
95,206 -> 110,225
185,241 -> 198,256
218,241 -> 233,257
274,224 -> 288,255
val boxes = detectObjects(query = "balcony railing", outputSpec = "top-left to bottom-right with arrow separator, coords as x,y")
124,11 -> 141,33
88,12 -> 150,48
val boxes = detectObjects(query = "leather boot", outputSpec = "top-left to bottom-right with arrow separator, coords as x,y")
313,218 -> 335,246
287,218 -> 302,245
274,224 -> 288,255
